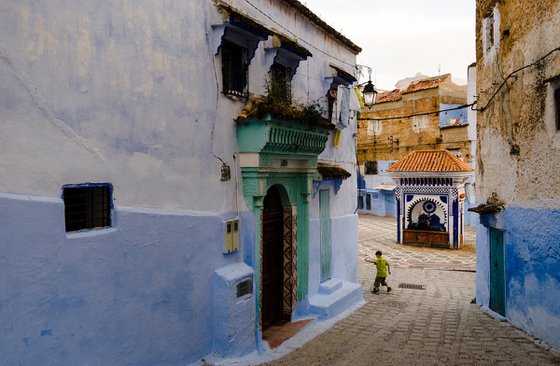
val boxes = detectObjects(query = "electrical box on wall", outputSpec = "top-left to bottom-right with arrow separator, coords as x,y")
224,219 -> 239,253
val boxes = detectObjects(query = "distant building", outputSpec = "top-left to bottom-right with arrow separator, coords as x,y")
357,74 -> 476,224
0,1 -> 364,364
472,0 -> 560,350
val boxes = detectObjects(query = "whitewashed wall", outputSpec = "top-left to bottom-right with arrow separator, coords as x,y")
0,0 -> 361,364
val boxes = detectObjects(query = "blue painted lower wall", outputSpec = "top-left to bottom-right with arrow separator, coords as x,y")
476,206 -> 560,349
358,190 -> 396,217
0,193 -> 255,365
307,214 -> 359,295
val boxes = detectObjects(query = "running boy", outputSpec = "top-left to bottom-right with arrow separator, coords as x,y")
367,250 -> 391,294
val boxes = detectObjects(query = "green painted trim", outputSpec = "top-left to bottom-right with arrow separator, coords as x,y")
241,169 -> 312,304
238,116 -> 326,316
237,118 -> 329,155
297,199 -> 309,300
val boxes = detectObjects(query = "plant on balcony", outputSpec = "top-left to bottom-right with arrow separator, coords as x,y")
237,73 -> 333,130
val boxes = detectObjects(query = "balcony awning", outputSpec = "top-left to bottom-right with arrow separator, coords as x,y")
375,183 -> 396,191
317,162 -> 351,179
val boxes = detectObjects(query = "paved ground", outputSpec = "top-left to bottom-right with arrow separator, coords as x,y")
358,215 -> 476,272
259,215 -> 560,366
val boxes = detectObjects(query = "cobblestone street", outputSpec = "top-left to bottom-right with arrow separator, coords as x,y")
258,215 -> 560,366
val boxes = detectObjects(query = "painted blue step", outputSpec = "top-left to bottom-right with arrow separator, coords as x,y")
308,279 -> 363,319
318,278 -> 343,295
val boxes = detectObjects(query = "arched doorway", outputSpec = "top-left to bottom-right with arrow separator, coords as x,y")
262,186 -> 286,330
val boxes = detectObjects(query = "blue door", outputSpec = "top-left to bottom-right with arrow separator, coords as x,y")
489,228 -> 505,316
319,189 -> 331,282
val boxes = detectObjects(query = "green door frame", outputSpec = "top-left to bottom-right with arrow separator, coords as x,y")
237,115 -> 330,333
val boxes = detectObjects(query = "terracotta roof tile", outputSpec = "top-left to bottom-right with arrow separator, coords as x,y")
374,74 -> 451,104
402,74 -> 451,94
387,150 -> 474,172
376,89 -> 402,103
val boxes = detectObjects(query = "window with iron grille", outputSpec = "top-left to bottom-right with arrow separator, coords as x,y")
63,184 -> 112,232
268,63 -> 292,105
222,40 -> 249,98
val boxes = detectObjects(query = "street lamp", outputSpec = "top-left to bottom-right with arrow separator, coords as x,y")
356,65 -> 378,108
362,80 -> 377,108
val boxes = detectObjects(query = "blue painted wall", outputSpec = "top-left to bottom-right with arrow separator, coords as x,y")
307,214 -> 359,295
476,206 -> 560,349
439,104 -> 468,127
0,193 -> 254,365
358,189 -> 396,217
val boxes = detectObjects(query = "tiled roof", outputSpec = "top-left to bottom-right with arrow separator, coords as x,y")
403,74 -> 451,94
282,0 -> 362,53
387,150 -> 474,172
377,89 -> 402,103
375,74 -> 452,104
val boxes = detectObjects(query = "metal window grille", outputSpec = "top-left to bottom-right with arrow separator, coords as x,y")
222,40 -> 248,98
268,63 -> 292,104
64,185 -> 111,232
236,278 -> 253,298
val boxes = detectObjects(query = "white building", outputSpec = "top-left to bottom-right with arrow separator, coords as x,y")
0,1 -> 364,364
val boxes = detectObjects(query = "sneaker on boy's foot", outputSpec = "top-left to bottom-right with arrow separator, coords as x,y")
372,288 -> 379,294
387,287 -> 392,293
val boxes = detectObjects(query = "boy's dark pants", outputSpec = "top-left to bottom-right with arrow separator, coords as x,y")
373,276 -> 388,291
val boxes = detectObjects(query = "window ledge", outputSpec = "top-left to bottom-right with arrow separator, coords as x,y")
66,227 -> 117,239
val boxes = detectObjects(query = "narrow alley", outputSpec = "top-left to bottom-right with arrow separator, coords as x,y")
256,216 -> 560,366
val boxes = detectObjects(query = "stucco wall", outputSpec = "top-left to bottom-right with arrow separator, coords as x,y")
0,0 -> 358,214
0,1 -> 239,213
0,193 -> 253,365
475,0 -> 560,207
476,207 -> 560,349
1,0 -> 362,363
475,0 -> 560,350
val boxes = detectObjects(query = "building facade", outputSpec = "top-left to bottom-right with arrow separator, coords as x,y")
388,150 -> 473,249
473,0 -> 560,349
357,74 -> 477,224
0,1 -> 363,364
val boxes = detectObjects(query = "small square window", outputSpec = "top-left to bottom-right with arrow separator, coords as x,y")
63,184 -> 112,232
484,15 -> 494,51
364,161 -> 378,175
412,115 -> 428,131
222,40 -> 249,98
367,120 -> 381,135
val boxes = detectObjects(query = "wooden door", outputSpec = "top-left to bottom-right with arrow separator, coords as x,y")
262,187 -> 284,330
320,189 -> 331,283
489,228 -> 505,316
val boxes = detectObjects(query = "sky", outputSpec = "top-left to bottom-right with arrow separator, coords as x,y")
303,0 -> 476,91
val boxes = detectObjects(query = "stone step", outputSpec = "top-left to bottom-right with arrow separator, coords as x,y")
308,279 -> 364,319
318,278 -> 343,295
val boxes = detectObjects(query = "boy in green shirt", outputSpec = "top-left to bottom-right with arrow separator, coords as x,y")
368,250 -> 392,294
